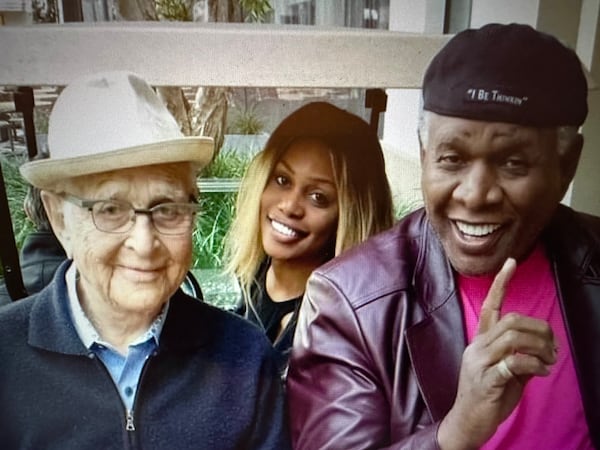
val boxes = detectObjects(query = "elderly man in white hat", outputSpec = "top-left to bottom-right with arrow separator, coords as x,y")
0,71 -> 290,449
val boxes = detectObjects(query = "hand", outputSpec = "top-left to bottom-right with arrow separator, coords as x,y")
438,258 -> 557,450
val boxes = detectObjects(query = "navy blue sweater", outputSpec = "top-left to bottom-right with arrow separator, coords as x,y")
0,262 -> 290,449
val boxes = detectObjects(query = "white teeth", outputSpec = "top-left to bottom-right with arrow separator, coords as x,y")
456,221 -> 501,237
271,219 -> 298,237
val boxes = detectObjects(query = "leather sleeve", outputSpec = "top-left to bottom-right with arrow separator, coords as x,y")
287,271 -> 441,450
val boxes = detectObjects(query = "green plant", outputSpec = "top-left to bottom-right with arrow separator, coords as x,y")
240,0 -> 272,22
0,156 -> 35,248
228,105 -> 265,135
154,0 -> 273,22
34,106 -> 51,134
0,155 -> 36,280
201,149 -> 251,178
156,0 -> 190,20
394,197 -> 422,220
192,150 -> 251,269
193,191 -> 236,268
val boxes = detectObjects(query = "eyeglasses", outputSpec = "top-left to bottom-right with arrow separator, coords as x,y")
62,194 -> 200,235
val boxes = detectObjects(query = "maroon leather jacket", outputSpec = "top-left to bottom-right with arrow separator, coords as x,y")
287,206 -> 600,449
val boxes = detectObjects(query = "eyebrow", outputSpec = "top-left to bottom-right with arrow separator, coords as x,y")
277,159 -> 337,187
435,127 -> 533,149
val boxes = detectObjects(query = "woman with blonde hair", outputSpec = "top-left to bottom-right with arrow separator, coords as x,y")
225,101 -> 394,372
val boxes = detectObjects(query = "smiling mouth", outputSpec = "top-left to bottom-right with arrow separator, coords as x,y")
270,219 -> 304,238
119,266 -> 162,282
455,220 -> 502,237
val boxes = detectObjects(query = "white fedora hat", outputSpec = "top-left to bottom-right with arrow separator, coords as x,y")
20,71 -> 214,189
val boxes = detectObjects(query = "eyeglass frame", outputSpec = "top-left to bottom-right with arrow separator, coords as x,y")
61,194 -> 200,236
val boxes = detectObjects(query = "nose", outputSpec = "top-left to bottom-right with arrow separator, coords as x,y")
125,213 -> 160,254
278,189 -> 304,217
452,162 -> 503,209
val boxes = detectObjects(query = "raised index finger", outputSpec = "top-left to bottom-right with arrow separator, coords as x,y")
476,258 -> 517,335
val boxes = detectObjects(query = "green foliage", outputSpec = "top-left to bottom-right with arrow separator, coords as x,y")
0,155 -> 36,279
240,0 -> 272,22
0,156 -> 35,248
156,0 -> 190,21
228,106 -> 265,135
34,106 -> 51,134
394,197 -> 422,220
201,149 -> 251,178
192,150 -> 251,269
193,192 -> 235,268
154,0 -> 273,22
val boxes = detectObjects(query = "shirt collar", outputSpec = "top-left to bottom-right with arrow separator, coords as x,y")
66,262 -> 169,350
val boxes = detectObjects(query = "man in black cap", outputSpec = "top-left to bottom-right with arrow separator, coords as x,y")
287,23 -> 599,449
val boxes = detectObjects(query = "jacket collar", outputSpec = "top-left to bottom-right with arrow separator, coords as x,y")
544,205 -> 600,446
404,212 -> 465,421
28,261 -> 211,356
28,261 -> 89,355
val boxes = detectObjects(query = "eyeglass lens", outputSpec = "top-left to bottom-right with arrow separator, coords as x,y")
91,200 -> 196,235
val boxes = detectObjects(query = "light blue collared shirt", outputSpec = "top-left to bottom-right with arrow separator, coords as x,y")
66,263 -> 168,411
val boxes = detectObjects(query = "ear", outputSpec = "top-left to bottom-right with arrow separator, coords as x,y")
559,133 -> 583,196
40,190 -> 72,258
418,134 -> 426,165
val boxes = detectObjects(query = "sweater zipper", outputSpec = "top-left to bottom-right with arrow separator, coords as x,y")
87,344 -> 159,435
88,351 -> 141,435
88,352 -> 138,434
125,410 -> 135,431
123,347 -> 159,433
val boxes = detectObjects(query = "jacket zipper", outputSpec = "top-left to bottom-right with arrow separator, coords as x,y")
123,348 -> 159,433
126,410 -> 135,431
89,352 -> 142,434
88,344 -> 159,438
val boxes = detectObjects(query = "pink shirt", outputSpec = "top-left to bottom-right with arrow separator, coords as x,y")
458,245 -> 593,449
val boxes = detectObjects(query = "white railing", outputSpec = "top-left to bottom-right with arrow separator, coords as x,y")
0,22 -> 449,88
198,178 -> 241,193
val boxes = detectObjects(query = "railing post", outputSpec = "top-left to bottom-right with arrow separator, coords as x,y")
365,88 -> 387,133
0,162 -> 27,301
13,87 -> 38,160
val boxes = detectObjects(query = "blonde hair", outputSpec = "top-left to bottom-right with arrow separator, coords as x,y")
224,102 -> 394,301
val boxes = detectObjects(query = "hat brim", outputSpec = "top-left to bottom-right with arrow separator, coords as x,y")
20,137 -> 214,190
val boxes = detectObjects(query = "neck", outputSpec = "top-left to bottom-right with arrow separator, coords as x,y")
266,259 -> 317,302
79,292 -> 160,355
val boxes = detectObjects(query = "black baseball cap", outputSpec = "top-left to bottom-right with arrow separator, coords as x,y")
422,23 -> 588,127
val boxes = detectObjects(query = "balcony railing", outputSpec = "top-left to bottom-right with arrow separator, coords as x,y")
0,22 -> 449,88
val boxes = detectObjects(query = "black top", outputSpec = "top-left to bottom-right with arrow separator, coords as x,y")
242,259 -> 302,373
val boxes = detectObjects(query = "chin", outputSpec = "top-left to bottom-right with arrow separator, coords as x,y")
450,255 -> 504,277
115,288 -> 169,312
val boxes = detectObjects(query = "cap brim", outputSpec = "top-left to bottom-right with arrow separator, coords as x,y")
20,137 -> 214,189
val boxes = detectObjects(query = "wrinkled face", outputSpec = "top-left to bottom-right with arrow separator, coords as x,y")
260,138 -> 339,267
45,163 -> 196,318
421,113 -> 572,276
